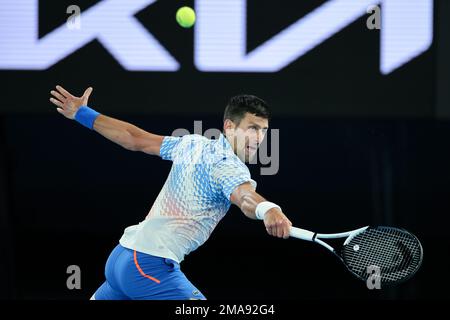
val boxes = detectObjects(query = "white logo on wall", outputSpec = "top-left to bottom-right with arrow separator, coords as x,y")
0,0 -> 433,74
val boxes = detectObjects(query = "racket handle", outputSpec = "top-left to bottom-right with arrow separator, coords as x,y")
289,227 -> 316,242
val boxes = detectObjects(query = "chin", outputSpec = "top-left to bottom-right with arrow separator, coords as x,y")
237,150 -> 256,163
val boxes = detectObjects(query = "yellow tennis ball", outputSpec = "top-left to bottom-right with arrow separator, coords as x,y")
176,6 -> 196,28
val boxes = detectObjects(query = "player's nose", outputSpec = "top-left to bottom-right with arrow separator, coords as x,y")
256,129 -> 266,144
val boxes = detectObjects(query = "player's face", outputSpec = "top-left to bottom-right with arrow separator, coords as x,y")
225,113 -> 269,163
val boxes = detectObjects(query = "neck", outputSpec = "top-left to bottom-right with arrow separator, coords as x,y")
223,133 -> 237,154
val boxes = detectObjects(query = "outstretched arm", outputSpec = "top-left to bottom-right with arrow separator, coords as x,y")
230,182 -> 292,239
92,115 -> 164,155
49,85 -> 164,155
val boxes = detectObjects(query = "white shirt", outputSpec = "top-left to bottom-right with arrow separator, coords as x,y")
119,134 -> 257,263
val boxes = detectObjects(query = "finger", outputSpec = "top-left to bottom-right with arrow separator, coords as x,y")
55,85 -> 72,98
269,223 -> 278,238
278,220 -> 285,238
83,87 -> 93,99
50,90 -> 66,102
272,220 -> 279,237
56,108 -> 65,115
50,97 -> 63,108
82,87 -> 93,105
283,223 -> 290,239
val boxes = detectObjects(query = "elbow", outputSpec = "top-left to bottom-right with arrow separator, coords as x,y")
230,183 -> 259,219
123,143 -> 138,152
240,193 -> 256,219
123,140 -> 141,152
121,132 -> 139,151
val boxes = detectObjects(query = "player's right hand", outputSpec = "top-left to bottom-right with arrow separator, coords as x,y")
49,85 -> 93,119
264,208 -> 292,239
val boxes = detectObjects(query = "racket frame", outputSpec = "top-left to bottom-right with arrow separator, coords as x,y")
289,226 -> 369,253
289,225 -> 423,285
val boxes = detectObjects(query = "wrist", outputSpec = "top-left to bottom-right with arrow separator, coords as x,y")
74,105 -> 100,130
255,201 -> 281,220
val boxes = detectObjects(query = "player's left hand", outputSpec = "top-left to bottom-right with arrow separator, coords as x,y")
49,85 -> 93,120
264,209 -> 292,239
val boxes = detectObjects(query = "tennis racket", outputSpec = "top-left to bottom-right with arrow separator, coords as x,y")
289,226 -> 423,285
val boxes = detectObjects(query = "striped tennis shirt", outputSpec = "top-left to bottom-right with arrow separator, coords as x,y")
119,133 -> 257,263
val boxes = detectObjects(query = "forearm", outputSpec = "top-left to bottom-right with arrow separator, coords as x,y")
50,86 -> 162,154
234,187 -> 266,219
92,114 -> 147,151
240,192 -> 285,222
241,190 -> 293,240
231,183 -> 292,238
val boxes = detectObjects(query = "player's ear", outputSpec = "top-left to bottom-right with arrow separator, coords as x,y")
223,119 -> 236,135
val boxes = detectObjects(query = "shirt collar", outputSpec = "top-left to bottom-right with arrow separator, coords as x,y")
218,134 -> 231,149
218,133 -> 238,158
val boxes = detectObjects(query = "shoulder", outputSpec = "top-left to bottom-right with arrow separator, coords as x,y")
164,134 -> 209,150
177,134 -> 209,146
161,134 -> 208,161
211,153 -> 250,176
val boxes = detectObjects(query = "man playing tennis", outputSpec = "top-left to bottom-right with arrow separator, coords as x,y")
50,85 -> 292,300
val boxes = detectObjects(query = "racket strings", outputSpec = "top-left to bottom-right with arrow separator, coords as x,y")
342,227 -> 422,284
359,229 -> 417,281
350,229 -> 419,282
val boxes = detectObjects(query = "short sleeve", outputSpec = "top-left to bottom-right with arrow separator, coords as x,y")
210,157 -> 257,200
159,136 -> 182,161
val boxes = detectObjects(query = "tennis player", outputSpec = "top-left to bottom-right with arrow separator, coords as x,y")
50,85 -> 292,300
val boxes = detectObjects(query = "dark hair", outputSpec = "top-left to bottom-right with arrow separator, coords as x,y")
223,94 -> 270,125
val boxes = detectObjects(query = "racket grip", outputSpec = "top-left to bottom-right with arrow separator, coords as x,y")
289,227 -> 316,242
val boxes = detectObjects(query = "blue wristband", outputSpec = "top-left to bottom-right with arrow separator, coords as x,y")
74,106 -> 100,130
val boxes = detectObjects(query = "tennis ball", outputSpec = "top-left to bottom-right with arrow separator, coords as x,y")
176,6 -> 196,28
